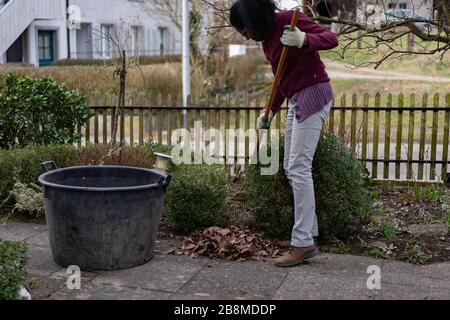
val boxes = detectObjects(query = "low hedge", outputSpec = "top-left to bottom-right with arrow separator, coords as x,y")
244,132 -> 373,241
52,55 -> 181,67
0,241 -> 28,300
164,164 -> 229,234
0,144 -> 154,214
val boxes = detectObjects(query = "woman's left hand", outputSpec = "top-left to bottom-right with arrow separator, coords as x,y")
281,26 -> 306,48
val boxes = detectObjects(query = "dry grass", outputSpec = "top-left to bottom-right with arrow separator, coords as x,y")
0,54 -> 267,104
0,63 -> 183,104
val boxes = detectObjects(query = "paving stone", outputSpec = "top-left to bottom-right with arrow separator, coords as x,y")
408,224 -> 449,236
26,246 -> 63,276
273,272 -> 379,300
0,221 -> 46,242
48,283 -> 218,300
380,260 -> 450,290
25,231 -> 50,248
373,283 -> 450,300
91,254 -> 205,292
179,260 -> 289,300
26,275 -> 67,300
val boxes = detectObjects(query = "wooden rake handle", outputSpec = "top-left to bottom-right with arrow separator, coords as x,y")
263,8 -> 300,122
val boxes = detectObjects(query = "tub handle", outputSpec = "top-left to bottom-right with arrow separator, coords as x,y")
42,161 -> 58,173
158,174 -> 172,187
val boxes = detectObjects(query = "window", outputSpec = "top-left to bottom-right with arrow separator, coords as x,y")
399,3 -> 407,9
388,3 -> 396,9
101,24 -> 114,58
131,26 -> 142,56
38,31 -> 55,67
158,27 -> 167,56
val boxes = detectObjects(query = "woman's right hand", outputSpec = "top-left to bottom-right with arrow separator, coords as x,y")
256,110 -> 274,130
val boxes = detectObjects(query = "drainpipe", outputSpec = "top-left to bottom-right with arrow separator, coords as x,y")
66,0 -> 70,59
182,0 -> 190,128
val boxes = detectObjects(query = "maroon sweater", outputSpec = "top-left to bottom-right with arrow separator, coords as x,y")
262,10 -> 338,117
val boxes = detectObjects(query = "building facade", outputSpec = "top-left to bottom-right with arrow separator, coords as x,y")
0,0 -> 181,66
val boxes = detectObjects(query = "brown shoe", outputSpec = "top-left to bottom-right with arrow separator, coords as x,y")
274,245 -> 318,267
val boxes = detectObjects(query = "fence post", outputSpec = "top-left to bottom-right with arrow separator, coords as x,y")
205,94 -> 211,153
339,94 -> 346,141
139,106 -> 144,146
350,94 -> 357,153
329,97 -> 335,133
372,92 -> 381,179
442,94 -> 450,181
430,93 -> 439,180
94,110 -> 99,144
407,93 -> 415,180
383,93 -> 392,179
361,93 -> 369,167
418,93 -> 428,180
85,115 -> 91,145
102,108 -> 108,144
395,93 -> 404,179
225,93 -> 231,163
195,95 -> 201,127
177,94 -> 183,135
167,94 -> 173,146
129,98 -> 134,146
235,93 -> 241,164
215,94 -> 222,158
148,94 -> 153,144
119,98 -> 126,143
157,93 -> 163,144
245,92 -> 250,166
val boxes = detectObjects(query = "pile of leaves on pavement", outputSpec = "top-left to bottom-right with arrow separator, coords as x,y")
170,225 -> 282,261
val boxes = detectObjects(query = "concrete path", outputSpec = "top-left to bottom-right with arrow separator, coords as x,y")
1,221 -> 450,300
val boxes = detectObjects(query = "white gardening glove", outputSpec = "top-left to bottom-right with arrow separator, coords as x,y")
256,110 -> 274,130
281,26 -> 306,48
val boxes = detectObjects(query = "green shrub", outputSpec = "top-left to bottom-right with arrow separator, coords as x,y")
244,142 -> 294,239
404,243 -> 430,264
0,241 -> 27,300
147,141 -> 174,155
0,144 -> 79,208
244,132 -> 373,240
51,55 -> 181,67
0,73 -> 92,149
11,182 -> 44,218
165,164 -> 229,233
368,221 -> 399,239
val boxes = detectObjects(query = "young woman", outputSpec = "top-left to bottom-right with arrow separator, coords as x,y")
230,0 -> 338,267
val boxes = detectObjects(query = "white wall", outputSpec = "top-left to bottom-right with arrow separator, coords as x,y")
29,19 -> 69,66
69,0 -> 181,58
0,0 -> 66,64
383,0 -> 433,18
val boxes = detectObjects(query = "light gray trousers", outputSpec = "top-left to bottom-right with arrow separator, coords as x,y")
284,98 -> 332,247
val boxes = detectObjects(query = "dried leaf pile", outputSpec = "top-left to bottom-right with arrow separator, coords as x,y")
171,225 -> 282,261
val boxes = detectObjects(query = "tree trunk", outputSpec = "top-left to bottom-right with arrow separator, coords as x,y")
407,32 -> 415,51
111,50 -> 127,146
